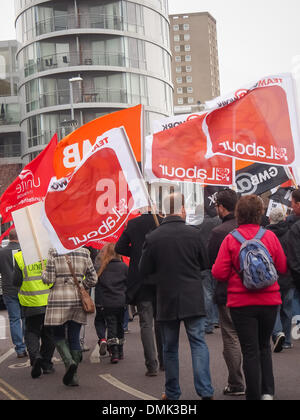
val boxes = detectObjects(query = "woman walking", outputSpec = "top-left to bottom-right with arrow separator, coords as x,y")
95,243 -> 128,363
212,195 -> 287,400
42,247 -> 97,386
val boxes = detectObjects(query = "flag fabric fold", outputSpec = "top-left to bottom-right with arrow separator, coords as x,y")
0,134 -> 58,223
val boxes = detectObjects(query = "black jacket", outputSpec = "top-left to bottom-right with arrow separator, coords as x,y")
139,216 -> 208,322
287,217 -> 300,290
0,242 -> 20,296
95,259 -> 128,308
266,221 -> 294,290
207,213 -> 237,305
115,213 -> 162,304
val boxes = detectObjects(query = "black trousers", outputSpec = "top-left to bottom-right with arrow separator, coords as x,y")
230,305 -> 278,400
103,307 -> 125,345
25,314 -> 55,368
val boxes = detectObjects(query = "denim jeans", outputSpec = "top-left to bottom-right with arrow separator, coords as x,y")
202,270 -> 218,332
3,295 -> 26,355
272,288 -> 295,346
160,316 -> 214,400
53,321 -> 82,351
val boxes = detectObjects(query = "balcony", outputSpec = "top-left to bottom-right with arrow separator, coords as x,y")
23,51 -> 147,78
23,13 -> 144,41
26,88 -> 148,113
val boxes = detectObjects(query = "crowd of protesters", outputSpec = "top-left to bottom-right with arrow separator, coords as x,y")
1,188 -> 300,400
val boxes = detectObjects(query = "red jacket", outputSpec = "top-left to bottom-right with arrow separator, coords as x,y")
212,224 -> 287,308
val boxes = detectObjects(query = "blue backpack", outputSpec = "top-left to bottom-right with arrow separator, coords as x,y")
231,227 -> 278,290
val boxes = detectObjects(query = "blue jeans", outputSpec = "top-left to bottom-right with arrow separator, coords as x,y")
202,270 -> 218,332
272,288 -> 295,346
161,316 -> 214,400
53,321 -> 82,351
3,295 -> 26,355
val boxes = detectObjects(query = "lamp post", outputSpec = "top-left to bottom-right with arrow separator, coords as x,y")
69,76 -> 83,121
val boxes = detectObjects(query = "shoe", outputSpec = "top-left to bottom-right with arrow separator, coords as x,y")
205,330 -> 214,334
261,394 -> 274,400
282,343 -> 293,349
223,385 -> 245,396
55,339 -> 77,386
17,351 -> 28,358
145,370 -> 158,377
111,356 -> 119,364
161,393 -> 169,400
202,396 -> 214,400
273,332 -> 285,353
31,357 -> 42,379
98,339 -> 107,356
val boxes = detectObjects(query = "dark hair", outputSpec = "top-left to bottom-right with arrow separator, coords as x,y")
8,228 -> 18,241
235,195 -> 264,225
216,189 -> 238,212
292,189 -> 300,203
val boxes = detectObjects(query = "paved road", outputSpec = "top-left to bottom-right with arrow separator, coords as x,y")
0,308 -> 300,401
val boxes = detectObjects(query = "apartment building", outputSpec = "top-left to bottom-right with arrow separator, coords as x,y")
169,12 -> 220,113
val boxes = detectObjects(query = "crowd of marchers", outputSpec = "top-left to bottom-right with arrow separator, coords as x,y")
1,188 -> 300,400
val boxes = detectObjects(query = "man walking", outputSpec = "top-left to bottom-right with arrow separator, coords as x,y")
115,208 -> 163,375
139,193 -> 214,400
207,189 -> 245,397
13,251 -> 55,379
0,229 -> 26,358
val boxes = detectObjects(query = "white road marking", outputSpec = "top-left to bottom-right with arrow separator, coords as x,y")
0,348 -> 14,364
0,315 -> 7,339
99,373 -> 158,400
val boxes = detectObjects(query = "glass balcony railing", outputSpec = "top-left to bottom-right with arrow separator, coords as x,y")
26,88 -> 148,113
24,13 -> 144,40
23,51 -> 147,77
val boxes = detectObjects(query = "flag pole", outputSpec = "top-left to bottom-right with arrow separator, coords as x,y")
25,207 -> 46,271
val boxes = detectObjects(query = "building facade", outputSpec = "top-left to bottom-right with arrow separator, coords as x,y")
169,12 -> 220,113
0,40 -> 22,197
14,0 -> 173,162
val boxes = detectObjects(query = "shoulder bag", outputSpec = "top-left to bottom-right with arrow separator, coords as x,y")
65,255 -> 95,314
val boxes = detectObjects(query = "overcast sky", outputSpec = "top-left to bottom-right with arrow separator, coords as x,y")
0,0 -> 300,94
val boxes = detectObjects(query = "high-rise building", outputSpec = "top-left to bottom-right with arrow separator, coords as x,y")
0,40 -> 22,196
169,12 -> 220,113
14,0 -> 173,163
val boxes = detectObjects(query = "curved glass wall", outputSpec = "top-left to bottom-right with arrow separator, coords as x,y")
16,0 -> 172,158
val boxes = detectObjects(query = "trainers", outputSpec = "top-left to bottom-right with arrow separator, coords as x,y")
98,339 -> 107,356
273,332 -> 285,353
223,385 -> 245,396
145,370 -> 158,377
282,343 -> 293,349
17,351 -> 28,358
261,394 -> 274,400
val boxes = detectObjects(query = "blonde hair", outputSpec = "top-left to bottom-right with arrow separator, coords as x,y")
97,243 -> 121,277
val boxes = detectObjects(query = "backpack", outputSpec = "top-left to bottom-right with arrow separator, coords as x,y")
231,227 -> 278,290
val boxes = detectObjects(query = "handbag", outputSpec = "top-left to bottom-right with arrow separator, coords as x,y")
65,255 -> 95,314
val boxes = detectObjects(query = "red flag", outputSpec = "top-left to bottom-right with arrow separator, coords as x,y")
204,74 -> 300,166
0,134 -> 58,223
0,225 -> 14,245
42,128 -> 149,253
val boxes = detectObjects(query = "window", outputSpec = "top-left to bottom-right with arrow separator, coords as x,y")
183,23 -> 190,30
175,56 -> 181,62
186,66 -> 192,72
173,25 -> 179,31
188,97 -> 194,104
176,66 -> 182,73
187,87 -> 193,93
174,45 -> 180,52
184,34 -> 190,41
176,77 -> 182,84
184,45 -> 191,51
178,97 -> 183,104
174,35 -> 180,42
186,75 -> 193,83
177,87 -> 183,94
185,55 -> 191,62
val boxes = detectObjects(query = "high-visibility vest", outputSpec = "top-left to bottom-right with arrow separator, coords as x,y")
14,251 -> 52,307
